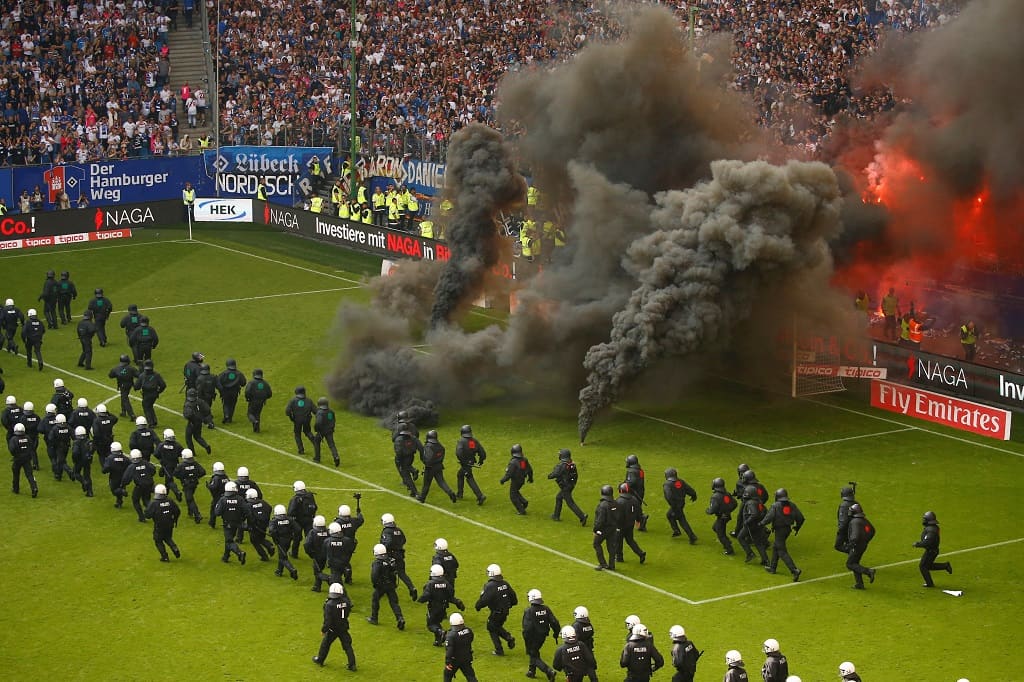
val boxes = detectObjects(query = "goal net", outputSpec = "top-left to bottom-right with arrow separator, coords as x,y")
792,329 -> 847,398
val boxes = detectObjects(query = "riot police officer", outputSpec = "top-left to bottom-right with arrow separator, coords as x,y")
101,441 -> 129,507
914,510 -> 952,587
615,482 -> 647,564
553,624 -> 597,682
91,403 -> 118,460
244,368 -> 272,432
285,385 -> 316,455
723,650 -> 748,682
444,612 -> 478,682
38,269 -> 59,329
393,429 -> 422,498
760,489 -> 805,582
56,271 -> 77,326
205,461 -> 229,528
21,309 -> 45,370
737,485 -> 769,566
173,448 -> 206,523
1,298 -> 25,354
548,448 -> 587,525
313,583 -> 357,670
305,516 -> 332,592
8,423 -> 38,497
70,424 -> 94,496
183,388 -> 213,455
621,623 -> 664,682
669,625 -> 701,682
135,359 -> 167,428
418,564 -> 465,646
288,480 -> 318,557
455,424 -> 486,504
761,639 -> 789,682
129,416 -> 160,464
380,512 -> 417,598
269,503 -> 300,579
324,521 -> 357,586
499,444 -> 533,515
625,454 -> 649,531
835,485 -> 857,553
593,484 -> 618,571
473,563 -> 517,655
663,467 -> 698,543
182,351 -> 204,392
418,430 -> 457,504
367,542 -> 406,628
215,358 -> 246,424
706,478 -> 738,555
76,310 -> 96,369
144,484 -> 181,561
846,503 -> 877,589
109,354 -> 139,419
313,397 -> 340,465
121,448 -> 157,522
153,426 -> 183,500
128,316 -> 159,364
86,288 -> 112,346
195,363 -> 216,409
214,480 -> 249,564
119,304 -> 142,353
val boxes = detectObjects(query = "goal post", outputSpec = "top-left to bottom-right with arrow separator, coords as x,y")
791,319 -> 847,398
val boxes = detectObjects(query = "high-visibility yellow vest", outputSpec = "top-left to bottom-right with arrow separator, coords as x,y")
397,190 -> 409,211
198,136 -> 211,148
310,196 -> 324,213
361,208 -> 373,224
257,184 -> 267,201
542,221 -> 554,237
554,228 -> 566,247
909,319 -> 923,344
961,324 -> 976,345
311,159 -> 321,177
527,186 -> 538,206
331,185 -> 344,205
373,192 -> 386,209
419,220 -> 434,239
182,188 -> 195,205
357,186 -> 367,205
900,318 -> 910,341
349,201 -> 361,218
388,202 -> 399,222
408,194 -> 419,213
439,199 -> 452,215
0,203 -> 7,215
339,202 -> 350,219
521,233 -> 533,257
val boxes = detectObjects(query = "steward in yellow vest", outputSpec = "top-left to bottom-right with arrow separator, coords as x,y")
419,220 -> 434,239
310,195 -> 324,213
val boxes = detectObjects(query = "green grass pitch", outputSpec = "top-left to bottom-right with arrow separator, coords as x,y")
1,224 -> 1020,680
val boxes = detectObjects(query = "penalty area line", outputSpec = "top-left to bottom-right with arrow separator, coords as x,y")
691,536 -> 1024,605
122,287 -> 361,314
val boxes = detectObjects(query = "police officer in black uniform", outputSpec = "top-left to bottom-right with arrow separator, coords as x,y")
119,304 -> 142,355
553,625 -> 597,682
522,588 -> 559,681
286,385 -> 316,455
730,464 -> 750,538
92,404 -> 119,459
474,563 -> 517,655
663,467 -> 698,543
195,363 -> 217,410
419,564 -> 465,646
206,461 -> 228,528
1,298 -> 24,354
56,271 -> 77,326
334,502 -> 365,583
846,503 -> 877,589
625,454 -> 649,532
499,444 -> 533,515
173,448 -> 206,523
70,425 -> 94,496
214,480 -> 249,564
69,398 -> 94,437
418,430 -> 458,504
706,477 -> 738,555
313,583 -> 357,670
737,484 -> 770,566
144,483 -> 181,561
244,368 -> 272,432
455,424 -> 486,504
621,623 -> 664,682
183,388 -> 213,455
548,448 -> 587,525
109,355 -> 139,418
101,441 -> 129,507
615,482 -> 647,564
215,358 -> 246,424
570,607 -> 597,678
669,625 -> 701,682
122,448 -> 157,522
2,396 -> 22,442
432,538 -> 460,597
135,359 -> 167,428
47,413 -> 73,482
914,510 -> 952,587
128,316 -> 159,364
305,516 -> 331,592
129,416 -> 159,464
86,288 -> 112,346
19,401 -> 42,470
269,503 -> 300,579
313,397 -> 340,465
76,310 -> 97,369
8,423 -> 38,497
761,488 -> 805,582
367,542 -> 406,628
37,403 -> 58,475
380,512 -> 417,598
723,650 -> 749,682
393,429 -> 422,498
153,426 -> 182,499
760,639 -> 788,682
288,480 -> 318,558
38,270 -> 59,329
593,484 -> 618,571
324,521 -> 357,586
835,485 -> 857,553
182,351 -> 204,392
21,308 -> 45,370
444,612 -> 478,682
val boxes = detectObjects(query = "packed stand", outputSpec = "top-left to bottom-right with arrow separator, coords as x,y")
0,0 -> 204,168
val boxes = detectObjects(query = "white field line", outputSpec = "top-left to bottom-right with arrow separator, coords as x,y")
120,287 -> 360,314
612,407 -> 773,452
805,398 -> 1024,459
260,482 -> 379,494
692,536 -> 1024,605
764,427 -> 917,452
23,354 -> 698,605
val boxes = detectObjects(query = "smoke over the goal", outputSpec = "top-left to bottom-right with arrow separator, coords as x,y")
329,5 -> 850,433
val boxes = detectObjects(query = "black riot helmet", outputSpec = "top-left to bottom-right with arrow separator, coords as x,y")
923,511 -> 937,525
140,316 -> 149,325
226,358 -> 237,369
460,424 -> 473,436
317,397 -> 329,408
46,269 -> 55,278
253,368 -> 263,378
119,354 -> 130,363
742,470 -> 757,484
511,443 -> 523,457
618,482 -> 630,495
665,467 -> 678,480
94,287 -> 103,296
743,485 -> 758,500
295,385 -> 306,396
775,488 -> 789,501
128,304 -> 138,312
737,463 -> 750,477
186,388 -> 197,399
600,484 -> 614,498
625,454 -> 639,467
426,430 -> 439,443
191,351 -> 203,362
849,503 -> 863,515
60,271 -> 69,280
840,486 -> 855,500
712,477 -> 726,492
558,448 -> 571,461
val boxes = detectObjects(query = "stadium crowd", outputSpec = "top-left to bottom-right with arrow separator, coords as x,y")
0,0 -> 967,167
